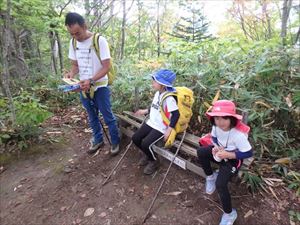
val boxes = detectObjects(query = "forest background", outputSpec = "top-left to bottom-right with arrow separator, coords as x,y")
0,0 -> 299,214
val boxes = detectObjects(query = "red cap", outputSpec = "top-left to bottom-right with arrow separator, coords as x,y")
206,100 -> 242,120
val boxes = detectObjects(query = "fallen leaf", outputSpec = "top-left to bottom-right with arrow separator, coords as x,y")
84,128 -> 92,133
254,101 -> 272,109
197,115 -> 201,124
196,218 -> 204,224
285,93 -> 292,107
268,186 -> 279,201
14,202 -> 21,207
64,167 -> 72,173
275,157 -> 291,165
0,166 -> 5,174
164,191 -> 182,196
244,210 -> 253,218
99,212 -> 107,218
84,208 -> 95,217
46,131 -> 62,134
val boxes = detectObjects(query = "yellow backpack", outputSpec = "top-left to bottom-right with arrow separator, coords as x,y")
160,87 -> 194,147
72,33 -> 115,85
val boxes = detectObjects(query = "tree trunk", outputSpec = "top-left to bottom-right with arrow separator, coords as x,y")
137,0 -> 142,60
2,0 -> 16,124
36,38 -> 43,71
120,0 -> 126,60
260,0 -> 272,40
134,86 -> 139,112
281,0 -> 293,45
55,31 -> 64,73
156,0 -> 160,57
294,26 -> 300,45
110,1 -> 115,47
84,0 -> 90,23
233,3 -> 250,40
49,31 -> 58,75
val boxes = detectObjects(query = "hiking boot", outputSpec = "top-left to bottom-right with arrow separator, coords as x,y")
138,154 -> 150,166
205,172 -> 218,194
87,140 -> 104,155
143,160 -> 159,175
219,209 -> 237,225
110,144 -> 120,156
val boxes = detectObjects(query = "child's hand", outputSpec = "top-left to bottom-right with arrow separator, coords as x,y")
164,127 -> 173,141
216,149 -> 229,159
212,147 -> 218,155
134,109 -> 148,116
212,146 -> 223,155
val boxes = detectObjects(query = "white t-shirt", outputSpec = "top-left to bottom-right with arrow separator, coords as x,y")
68,35 -> 110,89
211,126 -> 251,152
147,91 -> 178,134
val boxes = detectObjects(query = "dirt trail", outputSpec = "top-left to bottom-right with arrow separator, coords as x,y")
0,113 -> 297,225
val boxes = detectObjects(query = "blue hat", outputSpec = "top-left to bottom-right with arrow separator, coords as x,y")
152,69 -> 176,92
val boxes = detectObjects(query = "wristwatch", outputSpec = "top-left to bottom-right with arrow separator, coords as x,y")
89,78 -> 95,86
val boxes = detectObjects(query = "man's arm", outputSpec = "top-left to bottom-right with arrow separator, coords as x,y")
91,59 -> 110,81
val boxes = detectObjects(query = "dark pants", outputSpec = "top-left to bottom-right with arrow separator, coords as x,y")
197,145 -> 242,213
132,123 -> 164,161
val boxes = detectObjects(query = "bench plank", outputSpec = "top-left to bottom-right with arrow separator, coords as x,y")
122,111 -> 201,148
119,124 -> 206,178
152,145 -> 206,178
117,114 -> 142,129
117,112 -> 253,178
123,111 -> 144,122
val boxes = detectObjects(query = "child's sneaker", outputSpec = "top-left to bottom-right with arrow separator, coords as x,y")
205,172 -> 218,194
138,154 -> 149,166
143,160 -> 159,175
219,209 -> 237,225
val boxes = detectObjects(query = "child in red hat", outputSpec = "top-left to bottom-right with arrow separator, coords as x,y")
197,100 -> 253,225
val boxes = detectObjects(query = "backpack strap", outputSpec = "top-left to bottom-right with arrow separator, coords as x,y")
72,37 -> 77,51
160,92 -> 176,126
92,33 -> 102,63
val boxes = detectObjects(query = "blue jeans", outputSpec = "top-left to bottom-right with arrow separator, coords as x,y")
80,86 -> 120,145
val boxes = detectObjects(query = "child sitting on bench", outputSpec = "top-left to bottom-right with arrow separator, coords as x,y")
132,69 -> 180,175
197,100 -> 253,225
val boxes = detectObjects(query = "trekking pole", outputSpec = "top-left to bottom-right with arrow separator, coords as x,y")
101,141 -> 133,186
101,115 -> 148,186
90,97 -> 112,146
142,131 -> 187,224
98,114 -> 112,146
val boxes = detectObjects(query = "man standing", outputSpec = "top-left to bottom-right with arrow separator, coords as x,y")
64,12 -> 120,155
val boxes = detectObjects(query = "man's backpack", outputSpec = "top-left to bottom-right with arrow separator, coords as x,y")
72,33 -> 116,85
160,87 -> 194,147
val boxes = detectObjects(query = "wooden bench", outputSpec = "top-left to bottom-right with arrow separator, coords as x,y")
116,111 -> 253,178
